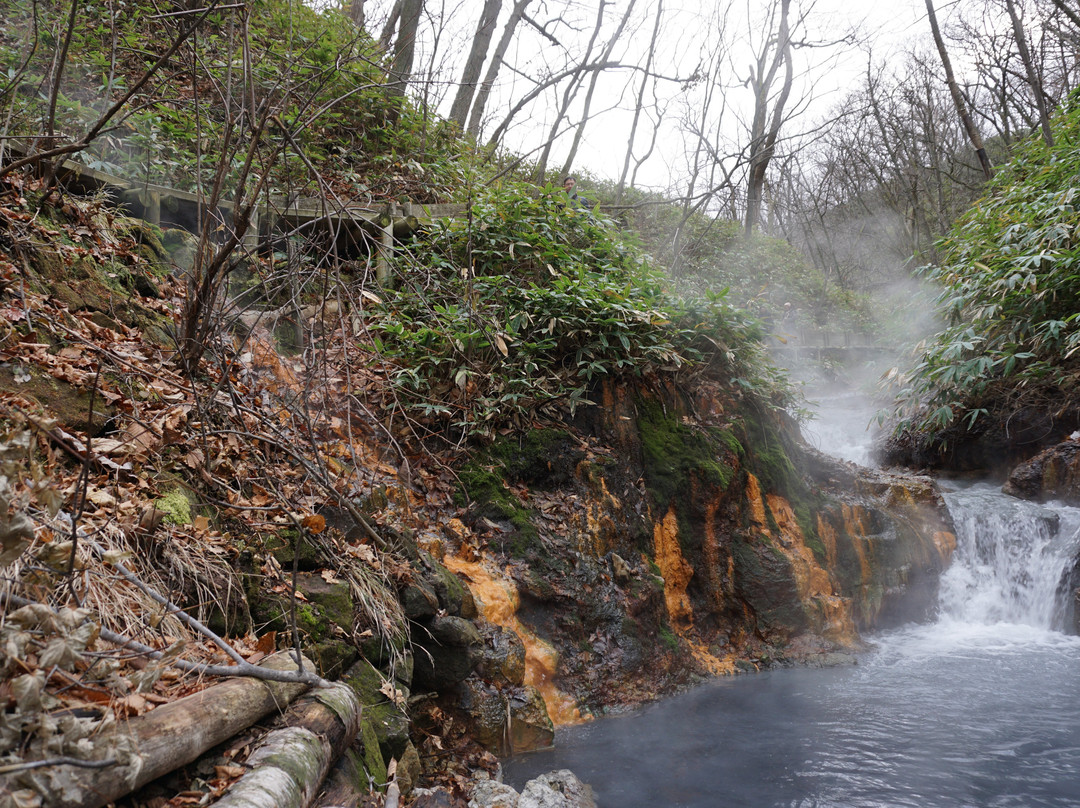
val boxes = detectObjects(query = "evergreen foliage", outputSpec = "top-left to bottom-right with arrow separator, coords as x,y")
886,91 -> 1080,437
372,180 -> 794,442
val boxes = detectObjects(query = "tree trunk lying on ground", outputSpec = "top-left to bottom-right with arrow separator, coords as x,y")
2,653 -> 312,808
213,682 -> 362,808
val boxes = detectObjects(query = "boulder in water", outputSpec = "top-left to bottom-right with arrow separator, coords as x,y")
1003,440 -> 1080,504
519,770 -> 597,808
468,771 -> 596,808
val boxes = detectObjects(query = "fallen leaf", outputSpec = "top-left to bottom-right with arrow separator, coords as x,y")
255,631 -> 277,654
301,514 -> 326,534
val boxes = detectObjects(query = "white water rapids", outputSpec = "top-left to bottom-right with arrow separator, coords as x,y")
504,392 -> 1080,807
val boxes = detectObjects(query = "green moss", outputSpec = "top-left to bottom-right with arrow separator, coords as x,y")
298,579 -> 354,628
344,659 -> 410,761
637,398 -> 734,513
794,502 -> 826,563
455,463 -> 539,556
265,529 -> 321,570
295,604 -> 325,640
658,624 -> 679,652
739,416 -> 798,496
485,429 -> 582,488
359,717 -> 388,787
717,428 -> 744,457
155,489 -> 192,526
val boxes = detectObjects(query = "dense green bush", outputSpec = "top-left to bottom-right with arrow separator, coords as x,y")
886,91 -> 1080,435
370,181 -> 792,441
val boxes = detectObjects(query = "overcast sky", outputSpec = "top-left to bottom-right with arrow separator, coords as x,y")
365,0 -> 960,189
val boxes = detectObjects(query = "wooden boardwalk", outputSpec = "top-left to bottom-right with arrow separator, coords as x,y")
2,139 -> 467,282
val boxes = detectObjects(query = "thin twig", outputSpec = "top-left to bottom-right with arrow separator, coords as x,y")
0,757 -> 117,775
3,593 -> 328,687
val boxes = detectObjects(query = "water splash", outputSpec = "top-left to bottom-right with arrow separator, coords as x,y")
939,484 -> 1080,631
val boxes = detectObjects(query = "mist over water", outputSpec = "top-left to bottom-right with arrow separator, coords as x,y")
504,396 -> 1080,807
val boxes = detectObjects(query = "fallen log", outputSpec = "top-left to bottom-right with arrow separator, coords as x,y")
312,748 -> 371,808
212,682 -> 362,808
1,652 -> 312,808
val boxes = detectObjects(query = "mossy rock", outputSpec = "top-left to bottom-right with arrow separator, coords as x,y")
360,629 -> 409,667
359,718 -> 388,788
155,489 -> 193,526
485,429 -> 584,489
310,638 -> 358,679
419,551 -> 474,617
0,365 -> 116,435
455,464 -> 539,559
296,572 -> 355,629
344,659 -> 410,761
637,397 -> 736,513
265,529 -> 322,570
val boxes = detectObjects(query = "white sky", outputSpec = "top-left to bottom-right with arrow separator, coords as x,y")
366,0 -> 956,189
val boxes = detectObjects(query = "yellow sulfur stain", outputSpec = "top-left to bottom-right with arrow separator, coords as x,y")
442,554 -> 584,726
933,530 -> 957,558
653,505 -> 695,630
683,636 -> 736,676
745,473 -> 768,528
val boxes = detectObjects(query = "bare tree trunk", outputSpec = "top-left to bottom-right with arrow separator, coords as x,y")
379,0 -> 403,51
533,0 -> 609,181
14,654 -> 311,808
466,0 -> 532,139
617,0 -> 663,202
347,0 -> 364,27
745,0 -> 794,235
1005,0 -> 1054,147
214,684 -> 362,808
387,0 -> 423,102
448,0 -> 502,130
924,0 -> 993,179
559,0 -> 639,179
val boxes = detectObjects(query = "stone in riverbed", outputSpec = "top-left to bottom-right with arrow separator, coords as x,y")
412,614 -> 483,690
519,771 -> 597,808
468,779 -> 520,808
468,771 -> 596,808
1003,440 -> 1080,504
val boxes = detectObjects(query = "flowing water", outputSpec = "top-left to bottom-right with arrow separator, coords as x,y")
503,396 -> 1080,807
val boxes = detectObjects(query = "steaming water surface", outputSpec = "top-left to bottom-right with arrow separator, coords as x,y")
503,398 -> 1080,807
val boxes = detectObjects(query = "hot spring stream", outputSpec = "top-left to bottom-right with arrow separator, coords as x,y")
503,393 -> 1080,807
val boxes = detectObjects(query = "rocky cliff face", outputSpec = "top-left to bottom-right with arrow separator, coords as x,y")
443,379 -> 957,726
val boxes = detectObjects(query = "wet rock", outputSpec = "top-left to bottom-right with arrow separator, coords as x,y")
1003,440 -> 1080,504
413,615 -> 483,690
519,771 -> 597,808
477,624 -> 526,686
411,787 -> 467,808
456,678 -> 508,753
507,686 -> 554,753
402,575 -> 440,620
469,779 -> 520,808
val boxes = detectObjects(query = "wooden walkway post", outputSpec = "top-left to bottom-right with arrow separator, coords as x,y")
376,202 -> 397,287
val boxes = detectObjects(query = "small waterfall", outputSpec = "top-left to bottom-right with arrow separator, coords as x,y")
940,484 -> 1080,631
